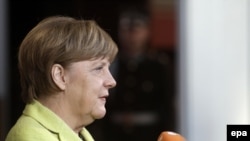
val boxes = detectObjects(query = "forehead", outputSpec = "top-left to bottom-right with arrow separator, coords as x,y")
88,57 -> 111,66
69,57 -> 110,68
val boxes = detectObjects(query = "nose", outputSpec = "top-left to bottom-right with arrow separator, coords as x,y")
105,70 -> 117,89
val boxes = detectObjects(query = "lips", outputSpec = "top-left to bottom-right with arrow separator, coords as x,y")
100,95 -> 109,101
100,94 -> 108,98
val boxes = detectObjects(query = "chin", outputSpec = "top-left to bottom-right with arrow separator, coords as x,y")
94,114 -> 106,119
93,109 -> 106,119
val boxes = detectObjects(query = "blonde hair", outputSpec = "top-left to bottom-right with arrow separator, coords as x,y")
18,16 -> 118,103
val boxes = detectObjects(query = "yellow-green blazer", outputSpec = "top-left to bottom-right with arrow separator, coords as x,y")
5,100 -> 94,141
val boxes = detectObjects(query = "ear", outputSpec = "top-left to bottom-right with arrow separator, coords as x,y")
51,64 -> 66,90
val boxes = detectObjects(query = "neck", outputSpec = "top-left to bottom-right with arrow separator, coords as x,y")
37,94 -> 85,134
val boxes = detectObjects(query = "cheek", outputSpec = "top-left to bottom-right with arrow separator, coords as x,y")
69,74 -> 103,108
80,82 -> 100,103
86,83 -> 104,107
67,77 -> 90,106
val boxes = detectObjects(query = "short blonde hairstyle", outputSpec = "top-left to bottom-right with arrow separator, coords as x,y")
18,16 -> 118,103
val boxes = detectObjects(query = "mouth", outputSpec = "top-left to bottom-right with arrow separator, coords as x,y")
100,95 -> 109,101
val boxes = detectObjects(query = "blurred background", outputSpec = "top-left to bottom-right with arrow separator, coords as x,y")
0,0 -> 249,141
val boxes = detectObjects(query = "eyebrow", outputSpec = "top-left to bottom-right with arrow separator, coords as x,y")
91,59 -> 110,67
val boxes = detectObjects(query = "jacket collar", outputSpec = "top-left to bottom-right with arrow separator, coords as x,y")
23,100 -> 94,141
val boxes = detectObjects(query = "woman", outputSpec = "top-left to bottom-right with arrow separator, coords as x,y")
6,16 -> 118,141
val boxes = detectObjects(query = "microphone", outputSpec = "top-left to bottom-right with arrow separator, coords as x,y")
157,131 -> 186,141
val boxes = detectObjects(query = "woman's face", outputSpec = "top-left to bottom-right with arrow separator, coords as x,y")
64,57 -> 116,124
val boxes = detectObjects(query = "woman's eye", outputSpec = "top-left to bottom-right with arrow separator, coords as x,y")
95,66 -> 103,71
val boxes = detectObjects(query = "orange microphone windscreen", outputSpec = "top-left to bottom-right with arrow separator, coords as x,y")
157,131 -> 186,141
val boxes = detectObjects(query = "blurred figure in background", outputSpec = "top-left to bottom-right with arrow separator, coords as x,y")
104,5 -> 176,141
